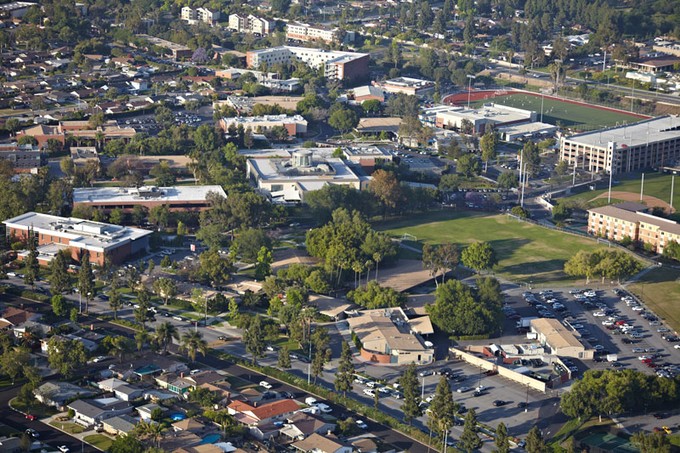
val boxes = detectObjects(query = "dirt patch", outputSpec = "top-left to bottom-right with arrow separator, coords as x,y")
591,191 -> 675,213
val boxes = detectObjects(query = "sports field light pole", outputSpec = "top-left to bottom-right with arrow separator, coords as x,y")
466,75 -> 476,109
671,172 -> 676,210
540,93 -> 545,123
607,168 -> 613,203
640,173 -> 645,201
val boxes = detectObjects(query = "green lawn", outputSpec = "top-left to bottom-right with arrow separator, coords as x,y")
628,267 -> 680,332
562,172 -> 679,217
11,399 -> 57,418
49,421 -> 86,434
84,434 -> 113,450
472,93 -> 643,130
378,211 -> 603,284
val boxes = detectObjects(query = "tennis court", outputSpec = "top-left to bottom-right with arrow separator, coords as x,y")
578,431 -> 638,453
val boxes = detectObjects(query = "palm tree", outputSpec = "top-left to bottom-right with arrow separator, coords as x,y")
135,420 -> 165,448
154,321 -> 179,353
134,330 -> 149,353
180,330 -> 208,362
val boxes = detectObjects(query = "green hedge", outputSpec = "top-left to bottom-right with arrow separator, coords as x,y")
215,352 -> 436,449
6,287 -> 50,302
452,334 -> 491,341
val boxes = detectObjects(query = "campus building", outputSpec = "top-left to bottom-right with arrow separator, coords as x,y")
374,77 -> 435,98
285,22 -> 341,44
559,116 -> 680,175
420,104 -> 536,134
347,307 -> 434,365
17,120 -> 136,149
246,149 -> 364,203
587,203 -> 680,254
530,318 -> 594,360
73,185 -> 227,213
218,114 -> 307,137
245,46 -> 369,84
228,14 -> 271,35
3,212 -> 152,266
0,142 -> 45,173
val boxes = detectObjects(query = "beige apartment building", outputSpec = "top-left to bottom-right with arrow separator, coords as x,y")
588,203 -> 680,253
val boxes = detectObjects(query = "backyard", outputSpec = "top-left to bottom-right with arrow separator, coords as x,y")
378,210 -> 602,284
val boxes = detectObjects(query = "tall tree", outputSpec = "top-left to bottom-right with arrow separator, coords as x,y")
180,330 -> 208,362
480,131 -> 498,173
460,408 -> 482,452
243,315 -> 265,365
153,277 -> 177,305
278,345 -> 291,368
77,252 -> 96,313
400,363 -> 422,424
335,342 -> 355,397
46,337 -> 87,378
23,248 -> 39,287
48,250 -> 70,294
461,241 -> 497,273
109,279 -> 122,320
526,426 -> 546,453
51,295 -> 68,317
155,321 -> 179,353
369,169 -> 402,218
496,421 -> 510,453
428,376 -> 457,438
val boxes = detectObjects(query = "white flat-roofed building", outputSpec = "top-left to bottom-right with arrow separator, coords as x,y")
228,14 -> 271,35
73,185 -> 226,212
421,104 -> 536,134
3,212 -> 152,266
497,122 -> 559,141
376,77 -> 435,97
285,22 -> 338,43
342,145 -> 393,166
0,1 -> 36,19
218,114 -> 307,137
246,46 -> 369,83
559,115 -> 680,174
246,150 -> 363,203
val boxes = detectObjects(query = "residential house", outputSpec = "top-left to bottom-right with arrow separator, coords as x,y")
228,399 -> 300,440
155,372 -> 193,396
102,414 -> 138,436
137,403 -> 163,421
68,398 -> 134,427
97,378 -> 128,392
280,412 -> 336,441
291,433 -> 353,453
0,307 -> 40,330
114,384 -> 144,402
172,417 -> 207,434
34,382 -> 96,409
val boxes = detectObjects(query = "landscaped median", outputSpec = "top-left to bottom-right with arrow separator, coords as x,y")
213,351 -> 439,450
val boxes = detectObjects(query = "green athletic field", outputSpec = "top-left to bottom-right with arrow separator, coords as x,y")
561,172 -> 679,218
473,93 -> 642,130
379,211 -> 603,284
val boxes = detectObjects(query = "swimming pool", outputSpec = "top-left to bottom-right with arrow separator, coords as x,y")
169,412 -> 186,421
201,433 -> 221,444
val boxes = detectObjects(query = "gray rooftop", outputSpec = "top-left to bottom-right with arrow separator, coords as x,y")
564,115 -> 680,149
73,185 -> 226,204
3,212 -> 152,253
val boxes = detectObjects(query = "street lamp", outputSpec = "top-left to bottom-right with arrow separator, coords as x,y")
466,75 -> 476,109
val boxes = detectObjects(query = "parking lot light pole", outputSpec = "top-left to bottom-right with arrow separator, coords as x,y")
466,75 -> 476,109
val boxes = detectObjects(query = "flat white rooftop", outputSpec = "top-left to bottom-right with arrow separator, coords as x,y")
427,103 -> 534,124
73,185 -> 226,204
249,156 -> 359,183
3,212 -> 152,252
563,115 -> 680,149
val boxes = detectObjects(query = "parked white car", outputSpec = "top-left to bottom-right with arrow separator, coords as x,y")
259,381 -> 273,389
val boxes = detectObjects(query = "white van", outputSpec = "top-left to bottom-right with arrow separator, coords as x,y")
305,397 -> 318,406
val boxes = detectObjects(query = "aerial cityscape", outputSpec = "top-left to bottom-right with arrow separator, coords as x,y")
0,0 -> 680,452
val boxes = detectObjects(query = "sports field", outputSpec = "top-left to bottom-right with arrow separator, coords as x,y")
628,267 -> 680,332
379,211 -> 603,284
562,172 -> 679,218
471,93 -> 643,130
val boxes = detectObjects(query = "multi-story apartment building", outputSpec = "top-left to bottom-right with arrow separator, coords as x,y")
218,114 -> 308,137
246,46 -> 369,84
560,116 -> 680,175
180,7 -> 220,26
587,203 -> 680,253
0,142 -> 45,173
285,22 -> 338,43
228,14 -> 271,35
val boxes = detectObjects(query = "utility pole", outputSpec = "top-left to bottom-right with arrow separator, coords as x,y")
307,338 -> 312,385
